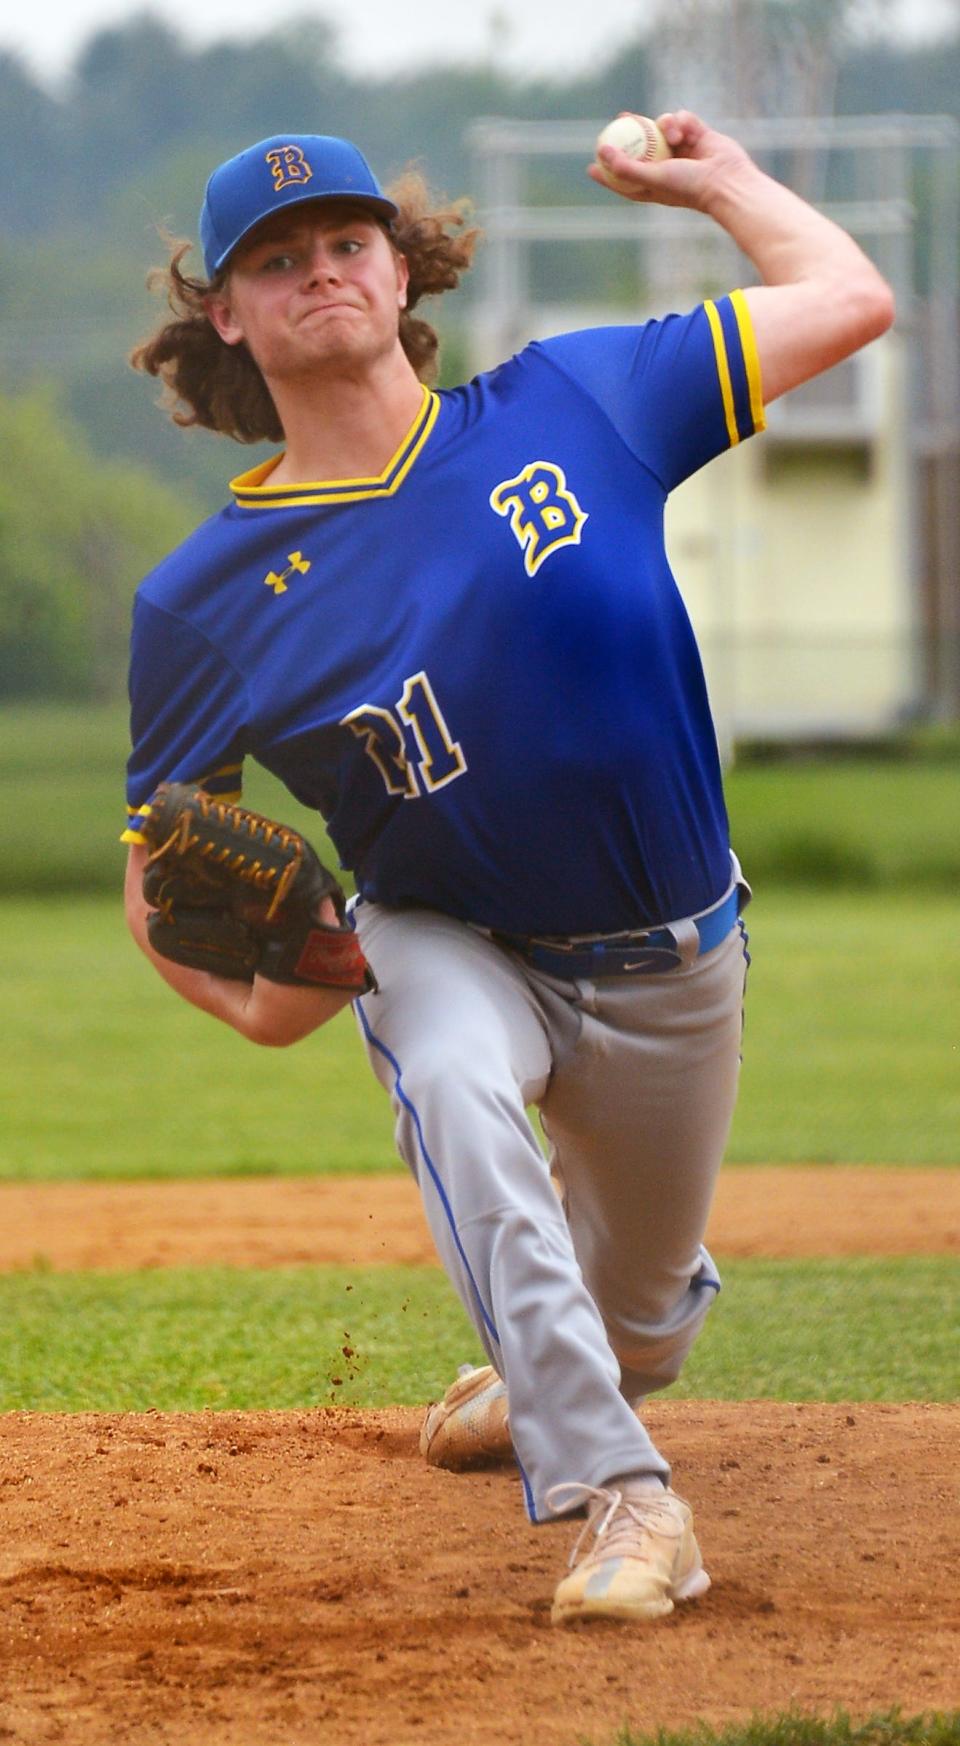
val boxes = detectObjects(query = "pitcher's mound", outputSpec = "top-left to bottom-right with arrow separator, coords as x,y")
1,1400 -> 957,1745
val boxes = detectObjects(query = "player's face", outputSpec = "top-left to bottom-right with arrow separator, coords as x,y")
206,203 -> 409,381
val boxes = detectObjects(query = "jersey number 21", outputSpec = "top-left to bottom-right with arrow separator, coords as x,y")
341,669 -> 467,798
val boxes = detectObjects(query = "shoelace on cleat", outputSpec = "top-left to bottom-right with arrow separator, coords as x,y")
545,1483 -> 682,1570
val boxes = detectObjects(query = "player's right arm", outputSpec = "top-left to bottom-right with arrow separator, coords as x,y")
590,110 -> 895,403
124,842 -> 354,1045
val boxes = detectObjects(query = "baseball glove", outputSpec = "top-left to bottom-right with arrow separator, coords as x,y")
139,782 -> 375,992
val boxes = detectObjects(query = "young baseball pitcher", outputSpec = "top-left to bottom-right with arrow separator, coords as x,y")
124,112 -> 893,1624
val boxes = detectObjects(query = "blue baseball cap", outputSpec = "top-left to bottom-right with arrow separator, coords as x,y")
199,134 -> 399,278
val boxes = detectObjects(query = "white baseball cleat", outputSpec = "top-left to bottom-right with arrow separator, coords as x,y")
420,1363 -> 512,1469
547,1481 -> 711,1625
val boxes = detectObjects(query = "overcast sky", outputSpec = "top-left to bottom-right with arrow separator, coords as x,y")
3,0 -> 956,86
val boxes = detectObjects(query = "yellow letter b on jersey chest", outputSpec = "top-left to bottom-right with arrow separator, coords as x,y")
489,461 -> 588,577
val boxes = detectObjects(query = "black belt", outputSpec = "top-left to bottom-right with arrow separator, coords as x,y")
492,886 -> 741,980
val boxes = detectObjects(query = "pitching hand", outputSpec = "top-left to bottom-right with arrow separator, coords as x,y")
588,111 -> 754,214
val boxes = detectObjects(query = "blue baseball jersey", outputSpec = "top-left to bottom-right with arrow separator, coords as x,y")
124,293 -> 764,935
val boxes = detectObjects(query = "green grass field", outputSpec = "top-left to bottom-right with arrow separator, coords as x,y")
3,701 -> 958,1172
2,1256 -> 956,1412
595,1714 -> 960,1746
1,885 -> 957,1179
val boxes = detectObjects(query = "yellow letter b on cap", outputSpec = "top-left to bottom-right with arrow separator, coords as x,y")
265,145 -> 314,192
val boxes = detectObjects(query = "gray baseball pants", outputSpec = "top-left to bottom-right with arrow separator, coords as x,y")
353,875 -> 750,1522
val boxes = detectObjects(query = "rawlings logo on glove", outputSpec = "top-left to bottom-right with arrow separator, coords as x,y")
139,783 -> 375,993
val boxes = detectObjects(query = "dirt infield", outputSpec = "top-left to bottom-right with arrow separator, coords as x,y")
1,1165 -> 957,1272
2,1403 -> 958,1744
2,1168 -> 958,1744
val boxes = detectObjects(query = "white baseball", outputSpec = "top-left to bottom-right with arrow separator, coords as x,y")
594,113 -> 672,193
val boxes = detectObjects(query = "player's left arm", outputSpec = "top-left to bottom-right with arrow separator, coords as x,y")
590,109 -> 895,404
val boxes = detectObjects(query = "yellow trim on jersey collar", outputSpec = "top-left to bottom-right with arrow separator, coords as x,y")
230,385 -> 440,509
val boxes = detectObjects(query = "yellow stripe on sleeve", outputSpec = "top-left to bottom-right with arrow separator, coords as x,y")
730,289 -> 767,434
120,801 -> 152,846
703,299 -> 740,448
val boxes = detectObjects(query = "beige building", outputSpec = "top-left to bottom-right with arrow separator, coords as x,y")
666,330 -> 915,748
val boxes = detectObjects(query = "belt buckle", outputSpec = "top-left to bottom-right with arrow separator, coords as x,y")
581,925 -> 682,976
514,922 -> 687,978
609,940 -> 683,975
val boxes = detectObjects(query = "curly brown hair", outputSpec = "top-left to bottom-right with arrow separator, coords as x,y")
130,171 -> 481,445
